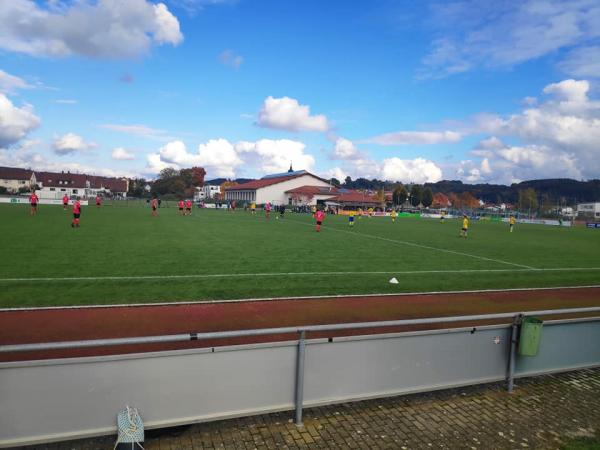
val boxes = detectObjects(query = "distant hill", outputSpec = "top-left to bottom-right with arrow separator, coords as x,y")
423,179 -> 600,204
340,176 -> 600,204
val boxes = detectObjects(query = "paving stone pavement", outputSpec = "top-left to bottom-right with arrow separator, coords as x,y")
15,368 -> 600,450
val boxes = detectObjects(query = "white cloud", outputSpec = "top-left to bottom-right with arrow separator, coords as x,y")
464,138 -> 582,184
0,142 -> 136,178
0,0 -> 183,59
146,138 -> 315,178
146,139 -> 243,178
0,69 -> 32,94
235,139 -> 315,174
219,49 -> 243,69
381,157 -> 443,184
420,0 -> 600,78
0,93 -> 40,147
364,130 -> 462,146
327,137 -> 443,183
323,167 -> 347,182
112,147 -> 136,161
559,46 -> 600,78
99,123 -> 168,140
461,78 -> 600,182
53,133 -> 96,155
542,79 -> 589,103
168,0 -> 236,16
257,96 -> 329,132
331,137 -> 362,160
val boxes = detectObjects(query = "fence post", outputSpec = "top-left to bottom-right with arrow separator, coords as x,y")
507,314 -> 521,392
294,330 -> 306,426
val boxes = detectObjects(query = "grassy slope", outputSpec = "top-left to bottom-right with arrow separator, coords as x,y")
0,203 -> 598,307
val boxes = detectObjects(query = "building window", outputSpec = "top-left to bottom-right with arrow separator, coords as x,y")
50,188 -> 55,191
73,189 -> 78,194
60,188 -> 66,192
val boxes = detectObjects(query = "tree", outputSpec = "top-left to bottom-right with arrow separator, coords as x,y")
422,187 -> 433,208
518,188 -> 538,212
191,167 -> 206,186
219,181 -> 238,200
432,192 -> 450,208
392,184 -> 408,206
447,192 -> 461,208
410,185 -> 422,207
375,189 -> 385,206
460,191 -> 479,209
344,176 -> 353,188
329,178 -> 341,187
128,178 -> 148,197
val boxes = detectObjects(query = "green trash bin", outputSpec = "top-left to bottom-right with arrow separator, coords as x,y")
518,317 -> 543,356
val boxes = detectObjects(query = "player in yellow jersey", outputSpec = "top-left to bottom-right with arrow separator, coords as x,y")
440,210 -> 446,223
250,202 -> 256,215
460,214 -> 469,238
348,210 -> 356,227
357,208 -> 363,219
390,210 -> 397,223
311,205 -> 317,218
367,207 -> 374,217
509,215 -> 516,232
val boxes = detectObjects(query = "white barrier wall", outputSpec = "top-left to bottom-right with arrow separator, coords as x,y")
0,197 -> 89,206
1,320 -> 599,448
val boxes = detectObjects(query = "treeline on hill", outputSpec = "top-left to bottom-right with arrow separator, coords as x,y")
336,177 -> 600,207
135,167 -> 207,199
130,169 -> 599,207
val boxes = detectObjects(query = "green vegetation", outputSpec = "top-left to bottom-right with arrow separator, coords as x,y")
563,434 -> 600,450
0,203 -> 599,308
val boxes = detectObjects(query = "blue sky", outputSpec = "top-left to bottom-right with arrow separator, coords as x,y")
1,0 -> 599,184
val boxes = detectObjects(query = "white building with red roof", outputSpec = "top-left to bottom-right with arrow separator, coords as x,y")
224,168 -> 331,205
0,167 -> 37,193
28,171 -> 128,200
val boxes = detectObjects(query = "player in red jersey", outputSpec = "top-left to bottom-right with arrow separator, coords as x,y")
29,192 -> 39,216
151,198 -> 158,216
315,209 -> 325,232
62,194 -> 69,210
185,199 -> 192,216
178,199 -> 184,215
264,202 -> 271,219
95,195 -> 102,208
71,198 -> 81,228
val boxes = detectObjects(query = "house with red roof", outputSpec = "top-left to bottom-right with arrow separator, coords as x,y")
0,167 -> 37,193
36,171 -> 129,199
224,167 -> 332,205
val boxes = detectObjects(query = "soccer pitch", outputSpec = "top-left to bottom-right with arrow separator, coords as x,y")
0,203 -> 599,308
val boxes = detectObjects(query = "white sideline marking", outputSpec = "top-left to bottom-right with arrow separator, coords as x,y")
1,285 -> 599,311
1,267 -> 599,282
286,218 -> 536,269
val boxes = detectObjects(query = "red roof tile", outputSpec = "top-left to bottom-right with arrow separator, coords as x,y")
285,185 -> 339,196
0,166 -> 34,181
225,173 -> 325,191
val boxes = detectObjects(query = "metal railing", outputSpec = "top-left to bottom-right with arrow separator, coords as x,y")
2,306 -> 600,426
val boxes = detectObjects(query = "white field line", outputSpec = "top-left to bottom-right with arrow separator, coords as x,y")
2,285 -> 599,311
285,218 -> 536,269
1,267 -> 599,282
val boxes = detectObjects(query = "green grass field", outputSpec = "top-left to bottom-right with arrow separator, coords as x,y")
0,203 -> 598,308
